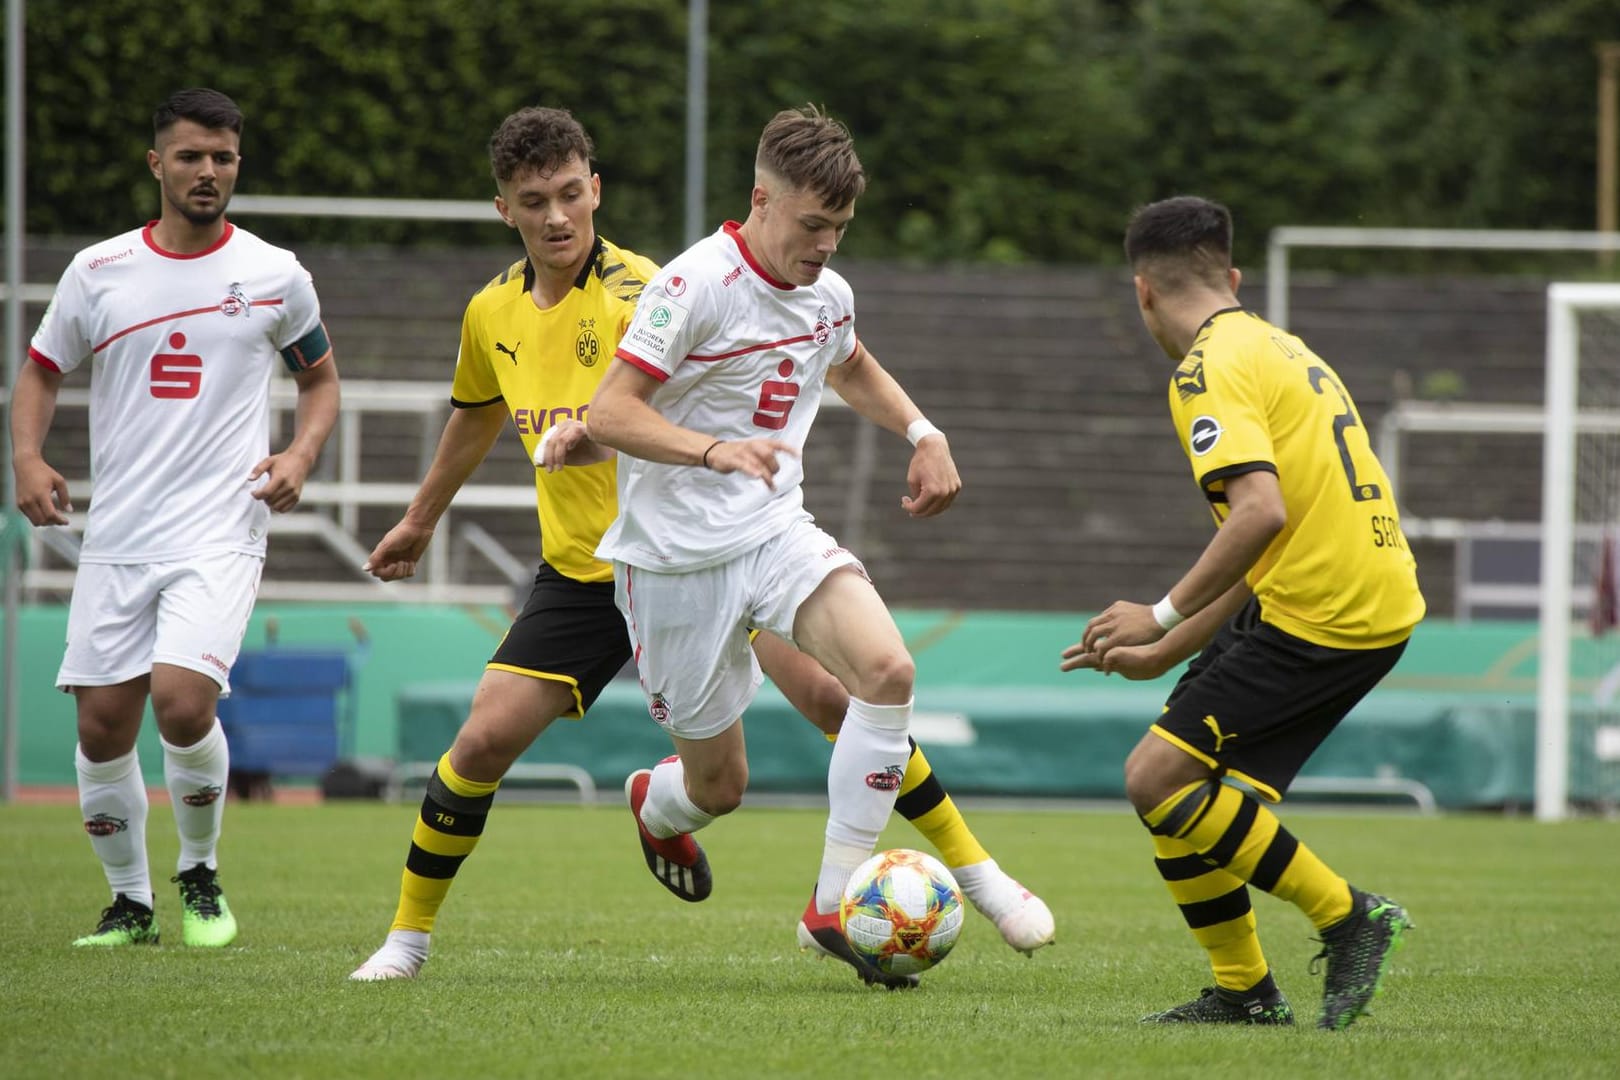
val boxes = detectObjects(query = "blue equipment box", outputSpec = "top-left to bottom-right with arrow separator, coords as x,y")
218,649 -> 352,777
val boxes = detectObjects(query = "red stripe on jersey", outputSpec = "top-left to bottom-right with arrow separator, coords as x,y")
27,346 -> 61,372
685,315 -> 852,363
93,298 -> 285,354
614,349 -> 671,382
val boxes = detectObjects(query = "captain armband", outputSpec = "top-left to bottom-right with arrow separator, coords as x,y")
279,322 -> 332,373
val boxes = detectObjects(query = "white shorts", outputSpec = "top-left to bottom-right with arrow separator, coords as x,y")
614,519 -> 865,740
57,551 -> 265,693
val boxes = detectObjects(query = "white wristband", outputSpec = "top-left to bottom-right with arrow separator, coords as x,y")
1152,594 -> 1186,631
533,424 -> 558,466
906,418 -> 943,447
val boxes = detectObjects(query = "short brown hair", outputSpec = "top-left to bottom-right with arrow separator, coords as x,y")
1124,196 -> 1233,291
154,88 -> 242,138
488,106 -> 594,185
755,104 -> 866,210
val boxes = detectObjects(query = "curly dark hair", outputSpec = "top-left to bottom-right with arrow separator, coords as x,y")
488,107 -> 594,184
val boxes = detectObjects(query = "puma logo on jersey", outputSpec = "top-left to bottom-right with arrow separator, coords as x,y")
495,340 -> 521,364
1174,357 -> 1206,400
1202,714 -> 1237,753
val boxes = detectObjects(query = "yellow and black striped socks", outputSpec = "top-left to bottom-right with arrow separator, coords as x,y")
1152,834 -> 1267,990
894,738 -> 990,869
1143,779 -> 1354,990
390,752 -> 500,934
1145,779 -> 1353,930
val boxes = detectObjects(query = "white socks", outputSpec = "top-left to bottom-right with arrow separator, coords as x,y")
76,745 -> 153,909
816,696 -> 912,913
638,757 -> 715,839
161,719 -> 230,872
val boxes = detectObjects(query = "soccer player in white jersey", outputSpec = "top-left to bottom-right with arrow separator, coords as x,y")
588,105 -> 966,988
10,88 -> 340,948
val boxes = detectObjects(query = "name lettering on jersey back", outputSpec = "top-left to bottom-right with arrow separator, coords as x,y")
87,249 -> 135,272
514,403 -> 590,436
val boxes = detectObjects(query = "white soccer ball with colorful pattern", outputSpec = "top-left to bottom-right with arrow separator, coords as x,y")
839,848 -> 965,976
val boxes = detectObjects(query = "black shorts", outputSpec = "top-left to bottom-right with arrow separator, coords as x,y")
1153,597 -> 1408,802
487,562 -> 631,718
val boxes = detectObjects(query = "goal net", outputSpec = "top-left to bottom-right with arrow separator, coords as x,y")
1539,283 -> 1620,820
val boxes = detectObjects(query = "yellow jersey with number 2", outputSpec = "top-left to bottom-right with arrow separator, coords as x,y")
1166,307 -> 1424,649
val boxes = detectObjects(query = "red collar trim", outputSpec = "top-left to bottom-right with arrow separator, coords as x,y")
723,221 -> 794,291
142,220 -> 234,259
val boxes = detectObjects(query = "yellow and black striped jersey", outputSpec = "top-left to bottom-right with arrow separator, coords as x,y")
451,235 -> 658,583
1167,308 -> 1425,648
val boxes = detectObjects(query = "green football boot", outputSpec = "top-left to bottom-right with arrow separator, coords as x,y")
1313,887 -> 1413,1031
1140,983 -> 1295,1025
173,864 -> 238,947
73,894 -> 160,947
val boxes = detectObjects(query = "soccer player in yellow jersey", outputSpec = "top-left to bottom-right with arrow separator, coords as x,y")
349,106 -> 1053,982
1062,196 -> 1423,1030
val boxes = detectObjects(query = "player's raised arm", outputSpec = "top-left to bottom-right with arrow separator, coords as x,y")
826,343 -> 960,517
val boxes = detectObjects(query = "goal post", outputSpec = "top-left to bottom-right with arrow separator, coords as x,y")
1539,283 -> 1620,821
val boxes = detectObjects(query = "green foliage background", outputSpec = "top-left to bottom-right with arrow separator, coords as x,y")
18,0 -> 1619,266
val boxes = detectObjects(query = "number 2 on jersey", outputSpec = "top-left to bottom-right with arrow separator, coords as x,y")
1307,366 -> 1381,501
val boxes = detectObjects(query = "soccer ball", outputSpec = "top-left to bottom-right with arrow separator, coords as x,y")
840,848 -> 965,976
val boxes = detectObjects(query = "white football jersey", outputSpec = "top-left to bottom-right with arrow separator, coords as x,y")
28,221 -> 325,563
596,222 -> 858,571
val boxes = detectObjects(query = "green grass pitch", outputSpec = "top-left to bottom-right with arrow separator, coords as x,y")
2,800 -> 1618,1078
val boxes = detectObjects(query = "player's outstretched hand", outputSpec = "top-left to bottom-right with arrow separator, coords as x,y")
14,455 -> 72,526
362,518 -> 435,581
534,419 -> 614,473
704,439 -> 799,491
901,433 -> 961,518
1060,639 -> 1166,680
248,449 -> 316,513
1078,600 -> 1165,658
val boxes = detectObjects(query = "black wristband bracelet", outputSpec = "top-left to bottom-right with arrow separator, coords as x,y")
701,440 -> 722,468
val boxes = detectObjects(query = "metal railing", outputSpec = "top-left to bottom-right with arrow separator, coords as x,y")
0,377 -> 534,603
